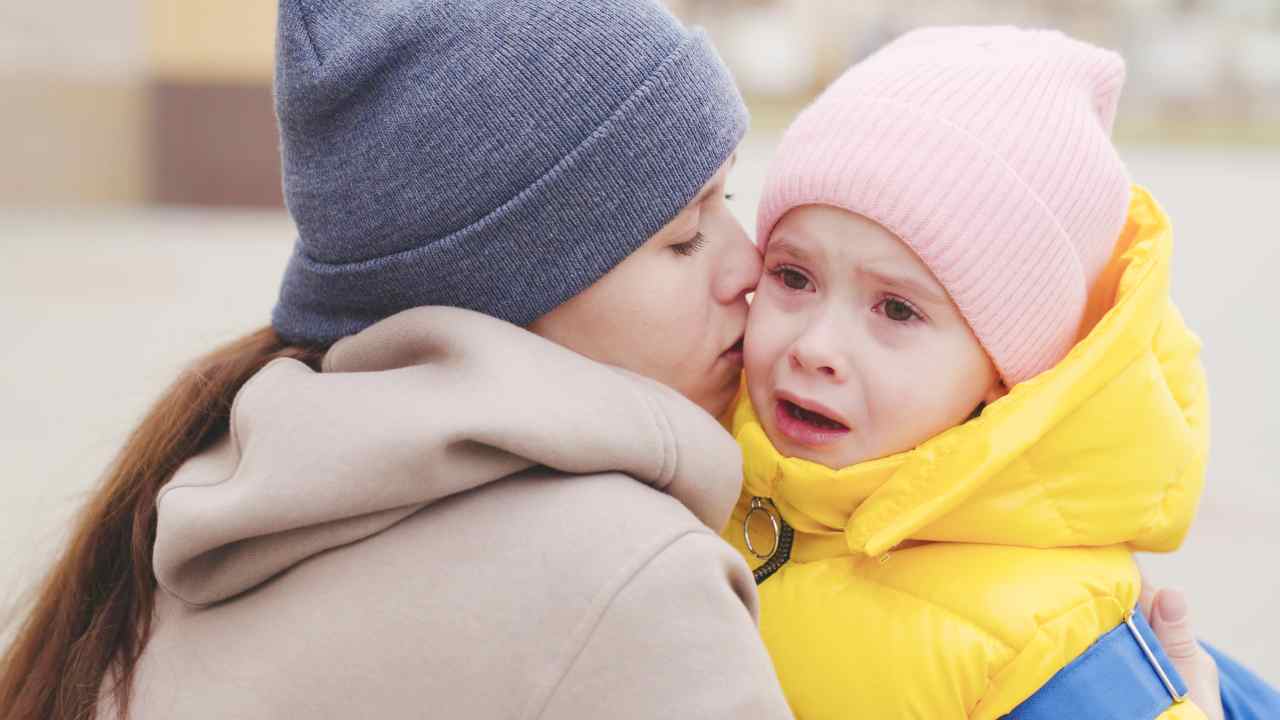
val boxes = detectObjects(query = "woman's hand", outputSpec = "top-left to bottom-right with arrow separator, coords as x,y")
1139,585 -> 1224,720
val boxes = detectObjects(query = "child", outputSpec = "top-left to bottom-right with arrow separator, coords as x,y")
724,27 -> 1211,719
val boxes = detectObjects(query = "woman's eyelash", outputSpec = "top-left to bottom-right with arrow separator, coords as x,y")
724,192 -> 735,201
672,232 -> 708,256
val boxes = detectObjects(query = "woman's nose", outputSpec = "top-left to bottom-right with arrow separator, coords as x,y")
715,221 -> 761,304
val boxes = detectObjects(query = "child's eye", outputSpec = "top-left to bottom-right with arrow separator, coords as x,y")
769,266 -> 811,291
671,232 -> 708,257
875,296 -> 922,323
724,192 -> 736,201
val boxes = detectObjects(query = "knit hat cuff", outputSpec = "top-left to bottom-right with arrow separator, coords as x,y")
273,29 -> 747,346
757,97 -> 1097,385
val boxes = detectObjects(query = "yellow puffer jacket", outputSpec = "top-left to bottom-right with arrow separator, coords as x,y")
722,187 -> 1210,719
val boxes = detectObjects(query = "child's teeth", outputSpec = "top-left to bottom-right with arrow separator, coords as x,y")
787,401 -> 844,430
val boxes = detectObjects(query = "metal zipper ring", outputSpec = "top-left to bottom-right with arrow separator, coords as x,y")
744,496 -> 780,560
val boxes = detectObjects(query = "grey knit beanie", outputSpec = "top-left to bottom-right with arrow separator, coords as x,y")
270,0 -> 748,345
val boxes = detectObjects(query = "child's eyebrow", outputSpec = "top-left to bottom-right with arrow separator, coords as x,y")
767,237 -> 812,263
860,267 -> 949,307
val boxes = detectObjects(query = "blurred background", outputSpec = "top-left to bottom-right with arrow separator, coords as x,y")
2,0 -> 1278,677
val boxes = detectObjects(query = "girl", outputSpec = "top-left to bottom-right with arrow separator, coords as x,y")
726,26 -> 1274,719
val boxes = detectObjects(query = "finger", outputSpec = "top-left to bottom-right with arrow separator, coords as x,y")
1150,588 -> 1224,720
1150,588 -> 1198,661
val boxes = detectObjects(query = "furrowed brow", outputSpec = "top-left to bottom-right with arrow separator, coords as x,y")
767,237 -> 812,264
862,268 -> 949,306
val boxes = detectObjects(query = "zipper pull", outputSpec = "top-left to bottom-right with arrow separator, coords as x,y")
744,496 -> 781,560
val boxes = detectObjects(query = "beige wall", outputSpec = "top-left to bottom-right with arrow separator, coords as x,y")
148,0 -> 276,84
0,0 -> 278,206
145,1 -> 282,207
1,4 -> 146,81
0,2 -> 149,205
0,74 -> 149,205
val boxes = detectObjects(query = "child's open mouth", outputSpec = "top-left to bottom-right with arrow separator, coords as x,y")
775,398 -> 850,447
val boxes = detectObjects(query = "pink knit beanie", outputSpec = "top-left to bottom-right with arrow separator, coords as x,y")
757,27 -> 1131,386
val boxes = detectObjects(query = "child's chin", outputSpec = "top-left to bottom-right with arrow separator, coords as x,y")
773,434 -> 862,469
810,448 -> 864,470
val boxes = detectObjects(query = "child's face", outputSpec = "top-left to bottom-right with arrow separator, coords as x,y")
745,205 -> 1004,468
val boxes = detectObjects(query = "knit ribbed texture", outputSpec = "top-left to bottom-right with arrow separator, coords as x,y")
757,26 -> 1131,385
271,0 -> 748,345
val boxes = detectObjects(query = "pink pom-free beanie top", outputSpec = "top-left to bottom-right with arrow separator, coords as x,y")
757,26 -> 1132,386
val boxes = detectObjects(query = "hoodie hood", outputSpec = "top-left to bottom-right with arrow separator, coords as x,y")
733,185 -> 1209,558
153,306 -> 744,607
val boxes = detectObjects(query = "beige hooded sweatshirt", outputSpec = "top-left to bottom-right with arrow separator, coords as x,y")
106,307 -> 791,719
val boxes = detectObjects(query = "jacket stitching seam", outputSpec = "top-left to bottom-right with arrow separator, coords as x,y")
629,381 -> 674,489
963,593 -> 1130,718
855,573 -> 1016,653
526,529 -> 709,720
1135,447 -> 1201,544
1021,345 -> 1151,543
1135,311 -> 1205,543
1027,454 -> 1087,541
648,392 -> 678,489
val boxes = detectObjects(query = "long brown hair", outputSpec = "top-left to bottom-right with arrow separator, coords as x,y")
0,327 -> 327,720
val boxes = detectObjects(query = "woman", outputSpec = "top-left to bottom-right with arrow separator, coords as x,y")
0,1 -> 1230,718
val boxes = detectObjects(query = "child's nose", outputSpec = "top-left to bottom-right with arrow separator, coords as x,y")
789,317 -> 848,381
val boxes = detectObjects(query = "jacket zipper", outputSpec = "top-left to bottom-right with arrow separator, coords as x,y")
746,496 -> 794,585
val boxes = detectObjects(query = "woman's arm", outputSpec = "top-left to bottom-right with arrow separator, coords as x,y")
154,306 -> 745,606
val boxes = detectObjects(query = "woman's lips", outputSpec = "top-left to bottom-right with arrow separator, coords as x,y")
719,337 -> 745,367
774,398 -> 850,447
